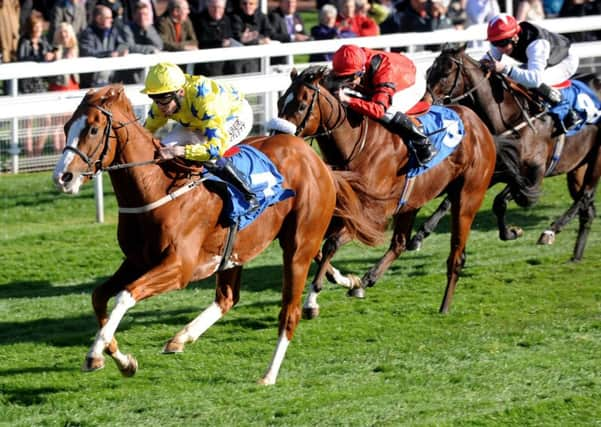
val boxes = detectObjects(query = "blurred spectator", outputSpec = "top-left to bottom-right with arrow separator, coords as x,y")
368,0 -> 394,24
559,0 -> 601,42
49,0 -> 87,40
122,1 -> 163,82
48,22 -> 80,153
463,0 -> 499,47
542,0 -> 563,17
309,4 -> 352,62
380,0 -> 453,49
446,0 -> 467,28
515,0 -> 545,21
269,0 -> 310,43
17,14 -> 57,155
157,0 -> 198,51
121,0 -> 157,22
49,22 -> 80,91
269,0 -> 309,65
335,0 -> 380,37
230,0 -> 273,73
191,0 -> 235,76
0,0 -> 20,66
17,14 -> 55,94
79,4 -> 130,87
96,0 -> 127,27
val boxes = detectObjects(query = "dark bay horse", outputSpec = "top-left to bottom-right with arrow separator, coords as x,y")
422,45 -> 601,261
52,84 -> 382,385
276,66 -> 497,313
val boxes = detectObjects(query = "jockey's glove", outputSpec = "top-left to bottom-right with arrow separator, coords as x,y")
184,144 -> 210,162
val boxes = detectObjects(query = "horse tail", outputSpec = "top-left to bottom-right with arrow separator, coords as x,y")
493,135 -> 541,207
330,170 -> 387,247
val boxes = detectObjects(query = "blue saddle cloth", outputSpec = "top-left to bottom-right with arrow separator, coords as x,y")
204,145 -> 295,230
407,105 -> 465,178
551,79 -> 601,136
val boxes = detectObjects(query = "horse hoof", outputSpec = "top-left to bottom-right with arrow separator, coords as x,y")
119,354 -> 138,377
257,377 -> 276,386
407,238 -> 422,251
82,356 -> 105,372
347,287 -> 365,299
162,339 -> 185,354
537,230 -> 555,245
302,306 -> 320,320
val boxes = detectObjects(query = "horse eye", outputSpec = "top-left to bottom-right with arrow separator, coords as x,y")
90,127 -> 99,136
298,103 -> 307,112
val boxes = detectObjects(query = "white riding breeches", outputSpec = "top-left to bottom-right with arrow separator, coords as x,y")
161,99 -> 254,149
383,72 -> 427,120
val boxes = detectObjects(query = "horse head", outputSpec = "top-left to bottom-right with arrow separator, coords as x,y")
53,85 -> 153,194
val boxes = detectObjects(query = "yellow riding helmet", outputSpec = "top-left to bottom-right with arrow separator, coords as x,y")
141,62 -> 186,95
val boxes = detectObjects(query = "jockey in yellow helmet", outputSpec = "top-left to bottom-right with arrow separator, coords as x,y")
142,62 -> 257,209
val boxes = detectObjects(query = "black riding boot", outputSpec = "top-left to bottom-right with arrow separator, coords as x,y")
205,158 -> 259,211
387,112 -> 437,165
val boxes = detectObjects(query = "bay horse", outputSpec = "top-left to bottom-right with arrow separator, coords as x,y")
275,65 -> 497,314
420,45 -> 601,261
52,84 -> 383,385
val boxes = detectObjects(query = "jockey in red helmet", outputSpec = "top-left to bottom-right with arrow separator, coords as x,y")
482,13 -> 580,132
330,44 -> 437,165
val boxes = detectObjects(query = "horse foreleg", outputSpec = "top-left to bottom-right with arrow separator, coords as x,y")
164,266 -> 242,353
407,197 -> 451,251
361,212 -> 416,290
85,250 -> 190,376
493,186 -> 523,241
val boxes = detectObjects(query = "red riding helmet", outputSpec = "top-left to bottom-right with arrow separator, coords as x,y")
332,45 -> 367,77
487,14 -> 521,42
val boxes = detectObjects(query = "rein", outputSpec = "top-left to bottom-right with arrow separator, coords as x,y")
294,77 -> 369,165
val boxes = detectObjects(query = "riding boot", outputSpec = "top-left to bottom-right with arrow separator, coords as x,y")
205,158 -> 259,211
534,83 -> 562,106
388,112 -> 438,165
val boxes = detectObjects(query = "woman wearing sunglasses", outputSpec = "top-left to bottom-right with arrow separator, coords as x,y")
481,13 -> 580,132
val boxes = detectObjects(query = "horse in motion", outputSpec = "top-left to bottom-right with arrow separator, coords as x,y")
275,65 -> 497,313
52,84 -> 381,385
421,45 -> 601,261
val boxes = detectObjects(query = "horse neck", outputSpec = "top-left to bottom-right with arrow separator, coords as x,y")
108,120 -> 172,208
317,89 -> 366,166
467,68 -> 527,134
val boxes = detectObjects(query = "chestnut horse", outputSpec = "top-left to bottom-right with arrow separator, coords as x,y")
276,66 -> 497,313
420,45 -> 601,261
52,84 -> 382,385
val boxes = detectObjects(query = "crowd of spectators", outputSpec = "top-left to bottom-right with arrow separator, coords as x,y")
0,0 -> 600,154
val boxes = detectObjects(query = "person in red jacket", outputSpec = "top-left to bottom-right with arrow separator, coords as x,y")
331,44 -> 437,165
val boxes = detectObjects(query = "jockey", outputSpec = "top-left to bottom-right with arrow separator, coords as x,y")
330,44 -> 437,165
142,62 -> 258,209
481,13 -> 581,132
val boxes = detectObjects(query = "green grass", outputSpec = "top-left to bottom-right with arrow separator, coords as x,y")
1,171 -> 601,426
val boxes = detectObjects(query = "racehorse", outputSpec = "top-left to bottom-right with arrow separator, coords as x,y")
275,65 -> 497,314
52,84 -> 383,385
420,45 -> 601,262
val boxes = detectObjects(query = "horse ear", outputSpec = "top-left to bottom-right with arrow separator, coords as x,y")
290,68 -> 298,80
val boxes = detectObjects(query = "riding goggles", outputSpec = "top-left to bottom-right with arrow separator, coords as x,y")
149,92 -> 177,106
491,38 -> 513,48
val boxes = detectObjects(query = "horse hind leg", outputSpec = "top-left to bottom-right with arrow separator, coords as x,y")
407,197 -> 451,251
163,266 -> 242,353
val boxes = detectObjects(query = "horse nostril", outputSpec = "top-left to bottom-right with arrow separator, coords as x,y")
62,172 -> 73,183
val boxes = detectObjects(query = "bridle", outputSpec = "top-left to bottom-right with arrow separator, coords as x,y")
428,51 -> 545,135
283,74 -> 369,164
427,52 -> 493,106
64,103 -> 160,176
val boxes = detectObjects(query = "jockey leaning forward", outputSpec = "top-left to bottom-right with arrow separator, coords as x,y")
329,44 -> 437,165
142,61 -> 258,209
481,13 -> 581,133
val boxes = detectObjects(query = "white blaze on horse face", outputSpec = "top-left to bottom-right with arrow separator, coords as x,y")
53,115 -> 88,193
